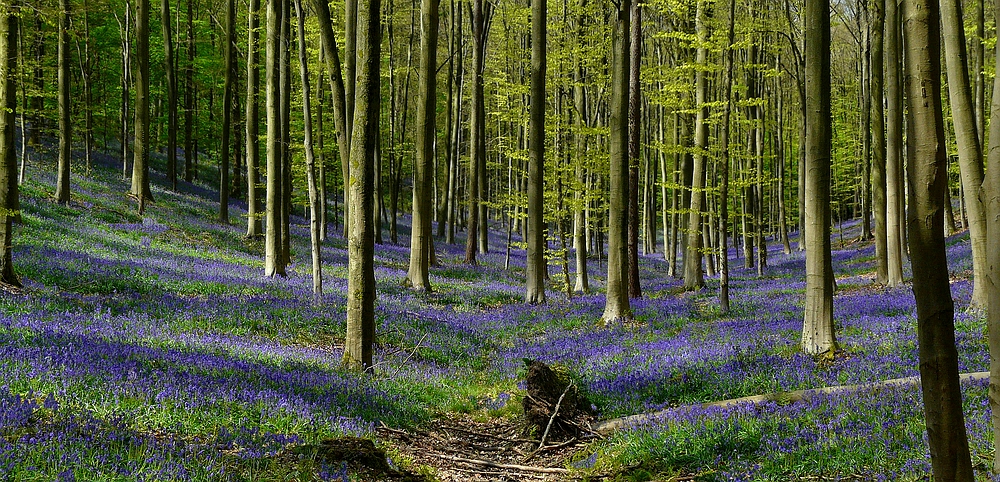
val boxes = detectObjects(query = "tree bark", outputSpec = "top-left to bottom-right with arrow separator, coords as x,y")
246,0 -> 262,237
465,0 -> 491,265
0,0 -> 19,287
185,0 -> 195,182
525,0 -> 546,304
902,0 -> 976,477
264,0 -> 286,277
940,0 -> 988,307
871,0 -> 887,284
626,0 -> 641,298
407,0 -> 440,292
602,0 -> 632,324
220,0 -> 236,224
163,0 -> 178,191
132,0 -> 154,212
981,0 -> 1000,471
683,0 -> 709,291
885,0 -> 905,286
294,0 -> 323,300
343,0 -> 381,371
801,0 -> 837,355
718,0 -> 735,314
55,0 -> 71,204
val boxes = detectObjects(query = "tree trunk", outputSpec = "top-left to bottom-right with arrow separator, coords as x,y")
407,0 -> 439,292
885,0 -> 905,286
343,0 -> 381,371
940,0 -> 988,307
55,0 -> 71,205
264,0 -> 286,277
683,0 -> 708,291
294,0 -> 323,300
982,0 -> 1000,472
525,0 -> 546,304
465,0 -> 491,265
220,0 -> 235,224
871,0 -> 887,284
602,0 -> 631,324
246,0 -> 262,237
0,0 -> 20,287
132,0 -> 154,212
626,0 -> 641,298
801,0 -> 837,355
280,0 -> 292,266
718,0 -> 735,313
902,0 -> 976,477
185,0 -> 195,182
163,0 -> 178,191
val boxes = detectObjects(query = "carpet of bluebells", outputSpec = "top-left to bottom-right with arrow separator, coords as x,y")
0,148 -> 995,480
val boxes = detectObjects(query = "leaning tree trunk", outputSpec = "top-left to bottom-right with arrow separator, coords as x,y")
525,0 -> 546,304
56,0 -> 71,205
800,0 -> 837,355
602,0 -> 632,324
407,0 -> 439,292
940,0 -> 988,307
294,0 -> 323,300
902,0 -> 976,477
0,0 -> 20,287
343,0 -> 380,372
132,0 -> 154,212
683,0 -> 708,292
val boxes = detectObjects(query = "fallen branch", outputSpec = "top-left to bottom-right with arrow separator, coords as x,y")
426,453 -> 571,474
593,371 -> 990,434
523,382 -> 573,463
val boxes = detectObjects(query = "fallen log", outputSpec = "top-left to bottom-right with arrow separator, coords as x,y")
593,371 -> 990,434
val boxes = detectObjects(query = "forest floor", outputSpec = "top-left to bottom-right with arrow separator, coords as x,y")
1,141 -> 996,481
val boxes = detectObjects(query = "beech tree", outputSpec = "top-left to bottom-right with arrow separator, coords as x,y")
344,0 -> 382,371
132,0 -> 154,212
55,0 -> 70,205
0,0 -> 18,287
163,0 -> 178,191
264,0 -> 286,277
294,0 -> 322,299
682,0 -> 708,292
800,0 -> 836,355
246,0 -> 262,238
219,0 -> 236,224
525,0 -> 545,304
602,0 -> 631,324
884,0 -> 904,286
407,0 -> 440,292
902,0 -> 975,476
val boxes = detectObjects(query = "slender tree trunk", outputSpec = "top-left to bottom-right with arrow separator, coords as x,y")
163,0 -> 178,190
280,0 -> 292,265
343,0 -> 381,371
132,0 -> 153,212
885,0 -> 905,286
55,0 -> 71,204
871,0 -> 887,284
602,0 -> 632,324
683,0 -> 708,291
264,0 -> 286,277
407,0 -> 439,292
219,0 -> 235,224
525,0 -> 546,304
903,0 -> 976,477
940,0 -> 988,307
295,0 -> 323,300
465,0 -> 491,265
626,0 -> 641,298
185,0 -> 195,182
801,0 -> 837,355
0,0 -> 20,287
860,1 -> 872,240
776,85 -> 792,254
718,0 -> 735,314
246,0 -> 262,237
